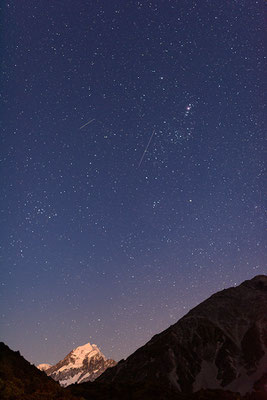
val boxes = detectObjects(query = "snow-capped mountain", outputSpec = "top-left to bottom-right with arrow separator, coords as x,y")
40,342 -> 116,387
98,275 -> 267,395
37,363 -> 52,371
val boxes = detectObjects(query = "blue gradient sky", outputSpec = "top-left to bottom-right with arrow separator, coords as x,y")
1,0 -> 265,365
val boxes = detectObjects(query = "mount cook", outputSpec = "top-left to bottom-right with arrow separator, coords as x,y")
37,342 -> 116,387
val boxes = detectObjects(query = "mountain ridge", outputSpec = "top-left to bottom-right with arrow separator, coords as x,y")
0,342 -> 76,400
38,342 -> 116,387
1,276 -> 266,399
97,275 -> 267,395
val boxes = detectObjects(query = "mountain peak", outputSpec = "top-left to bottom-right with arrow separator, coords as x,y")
69,343 -> 105,366
37,363 -> 52,371
72,342 -> 97,353
41,341 -> 116,387
241,275 -> 267,290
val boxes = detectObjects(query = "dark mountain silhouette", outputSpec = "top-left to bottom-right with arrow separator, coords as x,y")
70,275 -> 267,399
97,275 -> 267,394
1,275 -> 266,400
0,342 -> 78,400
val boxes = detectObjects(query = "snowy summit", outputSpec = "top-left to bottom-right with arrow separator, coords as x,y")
37,363 -> 52,371
39,342 -> 116,387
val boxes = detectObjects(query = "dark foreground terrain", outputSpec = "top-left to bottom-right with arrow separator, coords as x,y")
1,276 -> 266,399
1,339 -> 266,399
1,339 -> 264,400
68,380 -> 267,400
0,342 -> 79,400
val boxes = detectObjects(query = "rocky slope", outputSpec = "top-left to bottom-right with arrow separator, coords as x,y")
97,275 -> 267,396
1,341 -> 264,400
40,342 -> 116,387
0,342 -> 76,400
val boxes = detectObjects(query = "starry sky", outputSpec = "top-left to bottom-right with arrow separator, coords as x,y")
1,0 -> 266,366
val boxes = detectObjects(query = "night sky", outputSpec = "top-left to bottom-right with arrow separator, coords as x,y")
1,1 -> 266,366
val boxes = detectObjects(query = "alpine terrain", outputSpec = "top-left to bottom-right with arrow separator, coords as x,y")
0,342 -> 76,400
96,275 -> 267,396
38,342 -> 116,387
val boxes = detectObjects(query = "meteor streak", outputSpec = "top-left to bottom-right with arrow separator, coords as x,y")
79,119 -> 95,130
138,130 -> 155,168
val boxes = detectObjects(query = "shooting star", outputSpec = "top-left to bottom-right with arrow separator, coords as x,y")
138,130 -> 155,168
79,119 -> 95,130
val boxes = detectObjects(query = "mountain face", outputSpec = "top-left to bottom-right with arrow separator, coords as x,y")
39,343 -> 116,387
98,275 -> 267,396
0,342 -> 245,400
0,342 -> 76,400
